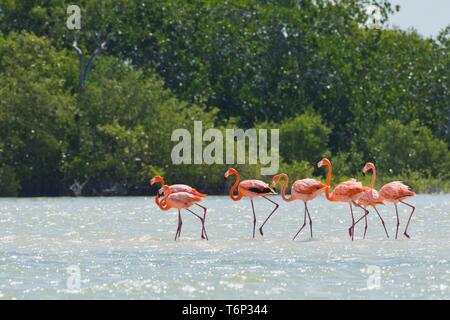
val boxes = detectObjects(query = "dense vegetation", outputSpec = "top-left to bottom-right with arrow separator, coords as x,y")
0,0 -> 449,196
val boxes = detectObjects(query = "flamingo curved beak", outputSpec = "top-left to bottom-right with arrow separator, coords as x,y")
362,162 -> 374,173
224,172 -> 229,179
149,178 -> 156,186
317,160 -> 324,168
270,176 -> 279,189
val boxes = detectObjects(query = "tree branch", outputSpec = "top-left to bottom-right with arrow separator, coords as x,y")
83,33 -> 108,83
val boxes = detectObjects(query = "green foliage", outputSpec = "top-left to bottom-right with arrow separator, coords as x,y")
278,112 -> 330,164
64,56 -> 219,192
377,172 -> 450,194
0,32 -> 77,195
369,120 -> 450,177
279,160 -> 315,180
327,151 -> 365,184
0,164 -> 20,196
0,1 -> 449,195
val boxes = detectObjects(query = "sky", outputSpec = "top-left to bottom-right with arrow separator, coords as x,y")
387,0 -> 450,38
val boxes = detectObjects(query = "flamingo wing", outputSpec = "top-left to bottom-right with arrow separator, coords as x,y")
166,192 -> 202,208
240,180 -> 276,195
341,179 -> 362,186
167,184 -> 207,197
169,184 -> 194,193
292,179 -> 327,195
380,181 -> 415,201
191,188 -> 208,198
333,180 -> 365,197
358,188 -> 384,206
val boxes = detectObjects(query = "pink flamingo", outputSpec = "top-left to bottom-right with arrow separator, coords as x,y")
379,181 -> 416,239
317,158 -> 369,241
224,168 -> 278,238
150,176 -> 207,206
355,162 -> 389,239
160,185 -> 208,241
150,176 -> 208,240
271,173 -> 327,240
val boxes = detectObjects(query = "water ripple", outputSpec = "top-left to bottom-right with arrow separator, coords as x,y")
0,195 -> 449,299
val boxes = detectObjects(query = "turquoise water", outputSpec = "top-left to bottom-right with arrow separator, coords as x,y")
0,195 -> 449,299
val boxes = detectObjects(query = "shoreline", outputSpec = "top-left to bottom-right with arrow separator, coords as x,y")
1,193 -> 450,199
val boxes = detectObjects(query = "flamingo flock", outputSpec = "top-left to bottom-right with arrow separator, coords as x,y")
150,159 -> 416,241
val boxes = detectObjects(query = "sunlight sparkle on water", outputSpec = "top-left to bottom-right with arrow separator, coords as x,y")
0,195 -> 449,299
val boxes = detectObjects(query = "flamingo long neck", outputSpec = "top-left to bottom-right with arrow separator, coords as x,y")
279,174 -> 294,202
369,166 -> 376,189
324,163 -> 333,201
158,198 -> 171,211
160,186 -> 172,209
154,179 -> 165,206
229,172 -> 243,201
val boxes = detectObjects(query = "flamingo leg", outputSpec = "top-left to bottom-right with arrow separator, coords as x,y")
351,201 -> 369,239
293,203 -> 307,240
195,204 -> 209,240
259,196 -> 279,236
305,202 -> 313,238
400,200 -> 415,239
363,214 -> 368,239
175,209 -> 182,241
395,203 -> 400,240
186,208 -> 208,240
251,199 -> 256,239
348,203 -> 355,241
373,206 -> 389,238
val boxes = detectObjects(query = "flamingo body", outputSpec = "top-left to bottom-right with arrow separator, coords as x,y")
157,184 -> 206,207
379,181 -> 416,202
150,176 -> 208,240
318,158 -> 369,240
379,181 -> 416,239
162,184 -> 207,197
328,179 -> 365,203
272,173 -> 326,240
353,162 -> 389,239
358,187 -> 384,207
224,168 -> 279,238
163,191 -> 203,209
357,188 -> 387,238
238,179 -> 276,199
289,178 -> 327,202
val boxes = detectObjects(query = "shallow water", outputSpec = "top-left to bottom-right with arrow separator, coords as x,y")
0,195 -> 449,299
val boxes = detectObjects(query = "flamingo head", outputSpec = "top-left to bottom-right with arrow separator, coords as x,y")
271,174 -> 282,188
224,168 -> 238,179
317,158 -> 331,168
162,185 -> 171,196
150,176 -> 164,187
157,187 -> 165,198
362,162 -> 375,174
